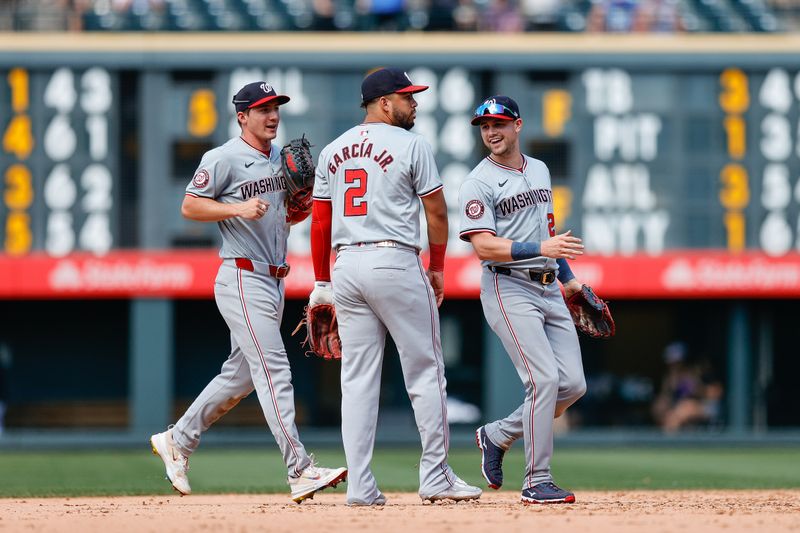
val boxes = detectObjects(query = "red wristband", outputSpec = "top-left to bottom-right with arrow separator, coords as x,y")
428,242 -> 446,272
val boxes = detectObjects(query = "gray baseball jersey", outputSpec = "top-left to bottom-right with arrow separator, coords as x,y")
315,121 -> 464,504
313,122 -> 442,249
174,136 -> 313,479
458,155 -> 557,271
460,154 -> 585,491
186,136 -> 289,265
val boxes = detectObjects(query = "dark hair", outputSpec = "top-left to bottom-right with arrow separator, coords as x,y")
361,96 -> 380,109
236,108 -> 250,126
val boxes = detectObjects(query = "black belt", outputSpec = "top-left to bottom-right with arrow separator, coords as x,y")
488,266 -> 557,285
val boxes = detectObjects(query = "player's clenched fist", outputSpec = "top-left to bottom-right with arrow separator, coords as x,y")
238,197 -> 269,219
541,230 -> 584,260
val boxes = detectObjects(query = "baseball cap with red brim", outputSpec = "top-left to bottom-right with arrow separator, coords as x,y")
361,68 -> 429,103
232,81 -> 290,112
471,95 -> 521,125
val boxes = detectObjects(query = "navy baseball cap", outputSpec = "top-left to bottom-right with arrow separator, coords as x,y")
232,81 -> 290,112
471,96 -> 521,125
361,68 -> 429,103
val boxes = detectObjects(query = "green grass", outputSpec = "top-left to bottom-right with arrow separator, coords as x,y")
0,447 -> 798,497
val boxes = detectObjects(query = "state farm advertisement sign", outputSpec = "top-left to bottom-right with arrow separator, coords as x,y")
0,250 -> 799,299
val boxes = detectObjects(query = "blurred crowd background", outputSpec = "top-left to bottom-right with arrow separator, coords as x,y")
1,0 -> 798,33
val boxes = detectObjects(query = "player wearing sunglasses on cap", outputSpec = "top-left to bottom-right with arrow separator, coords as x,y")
459,95 -> 588,504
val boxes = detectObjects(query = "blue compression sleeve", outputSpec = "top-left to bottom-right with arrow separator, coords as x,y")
511,241 -> 541,260
556,258 -> 575,284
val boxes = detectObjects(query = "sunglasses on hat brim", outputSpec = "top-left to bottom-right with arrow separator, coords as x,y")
470,102 -> 519,125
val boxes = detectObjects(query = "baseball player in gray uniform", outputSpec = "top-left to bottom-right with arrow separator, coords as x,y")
150,81 -> 346,503
459,96 -> 587,504
308,68 -> 482,505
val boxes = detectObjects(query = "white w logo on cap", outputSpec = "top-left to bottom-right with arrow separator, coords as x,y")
260,83 -> 273,93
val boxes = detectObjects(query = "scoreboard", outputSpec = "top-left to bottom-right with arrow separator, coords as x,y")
2,34 -> 800,299
0,66 -> 118,257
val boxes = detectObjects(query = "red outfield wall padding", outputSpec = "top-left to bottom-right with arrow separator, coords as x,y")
0,250 -> 799,299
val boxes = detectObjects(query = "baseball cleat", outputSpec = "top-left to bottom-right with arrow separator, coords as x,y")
421,477 -> 482,503
289,460 -> 348,503
520,482 -> 575,504
150,429 -> 191,495
475,426 -> 504,489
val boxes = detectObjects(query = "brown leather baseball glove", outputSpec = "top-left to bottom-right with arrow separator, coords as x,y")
292,304 -> 342,360
565,285 -> 616,339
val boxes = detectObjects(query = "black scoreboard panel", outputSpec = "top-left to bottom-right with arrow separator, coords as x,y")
4,55 -> 800,258
492,66 -> 800,257
0,67 -> 119,256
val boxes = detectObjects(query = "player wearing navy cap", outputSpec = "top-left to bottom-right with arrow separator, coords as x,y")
309,67 -> 482,505
460,95 -> 588,504
149,81 -> 346,503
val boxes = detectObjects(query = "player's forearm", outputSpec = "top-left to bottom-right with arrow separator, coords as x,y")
181,195 -> 241,222
422,190 -> 448,247
556,258 -> 576,284
562,278 -> 582,298
426,213 -> 448,248
470,233 -> 514,262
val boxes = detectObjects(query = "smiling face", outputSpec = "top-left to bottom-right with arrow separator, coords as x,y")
478,117 -> 522,158
238,101 -> 281,147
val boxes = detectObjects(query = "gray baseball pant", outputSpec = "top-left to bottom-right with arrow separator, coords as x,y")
172,261 -> 311,478
480,270 -> 586,488
333,244 -> 456,504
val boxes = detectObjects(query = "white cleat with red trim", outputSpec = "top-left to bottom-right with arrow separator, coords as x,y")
150,428 -> 191,495
289,457 -> 348,503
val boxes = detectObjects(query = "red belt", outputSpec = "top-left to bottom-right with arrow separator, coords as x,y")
234,258 -> 291,279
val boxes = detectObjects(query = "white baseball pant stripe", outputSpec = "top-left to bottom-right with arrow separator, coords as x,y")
172,263 -> 310,478
480,270 -> 586,489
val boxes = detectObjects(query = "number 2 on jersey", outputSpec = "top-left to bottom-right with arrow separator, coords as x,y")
344,168 -> 368,216
547,213 -> 556,236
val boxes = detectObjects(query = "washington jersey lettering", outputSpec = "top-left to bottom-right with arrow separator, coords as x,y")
313,123 -> 442,250
186,136 -> 289,264
458,155 -> 557,271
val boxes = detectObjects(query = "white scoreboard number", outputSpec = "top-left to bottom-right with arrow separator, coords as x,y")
42,67 -> 114,256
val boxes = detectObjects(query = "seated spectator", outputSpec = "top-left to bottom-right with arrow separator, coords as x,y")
587,0 -> 683,32
632,0 -> 684,32
651,342 -> 723,433
586,0 -> 640,32
478,0 -> 524,32
312,0 -> 338,30
425,0 -> 457,30
452,0 -> 478,30
356,0 -> 407,30
521,0 -> 561,31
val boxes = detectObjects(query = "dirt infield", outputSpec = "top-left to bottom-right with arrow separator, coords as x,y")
1,491 -> 798,533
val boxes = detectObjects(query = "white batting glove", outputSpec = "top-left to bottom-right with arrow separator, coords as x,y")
309,281 -> 333,307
